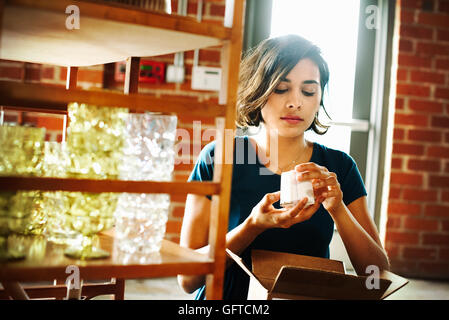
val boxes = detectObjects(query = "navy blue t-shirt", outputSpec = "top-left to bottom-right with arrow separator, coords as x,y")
187,135 -> 367,300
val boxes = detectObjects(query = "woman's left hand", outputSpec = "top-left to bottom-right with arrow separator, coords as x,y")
295,162 -> 344,215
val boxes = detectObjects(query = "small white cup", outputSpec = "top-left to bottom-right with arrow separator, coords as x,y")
280,170 -> 315,208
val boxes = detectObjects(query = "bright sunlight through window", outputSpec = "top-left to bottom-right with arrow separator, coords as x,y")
270,0 -> 360,153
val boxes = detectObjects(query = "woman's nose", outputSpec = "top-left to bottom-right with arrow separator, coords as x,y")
287,91 -> 302,108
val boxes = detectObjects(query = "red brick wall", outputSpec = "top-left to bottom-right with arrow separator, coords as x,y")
0,0 -> 224,243
385,0 -> 449,279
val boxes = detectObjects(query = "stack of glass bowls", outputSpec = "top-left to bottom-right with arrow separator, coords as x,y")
0,125 -> 45,261
62,103 -> 128,259
114,113 -> 177,255
41,141 -> 80,246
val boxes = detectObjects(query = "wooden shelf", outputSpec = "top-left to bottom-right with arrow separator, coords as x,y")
0,176 -> 220,195
0,234 -> 213,282
0,0 -> 230,66
0,0 -> 246,300
0,81 -> 226,117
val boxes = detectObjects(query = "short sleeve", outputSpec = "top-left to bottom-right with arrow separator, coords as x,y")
187,141 -> 216,200
338,152 -> 368,206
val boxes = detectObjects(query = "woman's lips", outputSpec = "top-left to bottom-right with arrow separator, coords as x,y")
280,116 -> 304,124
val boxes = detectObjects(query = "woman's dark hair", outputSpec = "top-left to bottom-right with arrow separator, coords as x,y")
236,34 -> 331,134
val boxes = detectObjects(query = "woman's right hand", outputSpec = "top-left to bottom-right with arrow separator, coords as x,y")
246,191 -> 324,233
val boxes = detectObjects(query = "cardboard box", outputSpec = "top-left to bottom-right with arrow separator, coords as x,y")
226,249 -> 409,300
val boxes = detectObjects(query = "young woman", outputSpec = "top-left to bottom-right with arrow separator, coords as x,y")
178,34 -> 390,300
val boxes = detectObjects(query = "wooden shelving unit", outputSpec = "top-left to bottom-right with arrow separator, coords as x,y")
0,0 -> 245,300
0,236 -> 215,282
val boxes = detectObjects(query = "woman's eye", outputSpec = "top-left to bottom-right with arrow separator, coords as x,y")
302,91 -> 315,97
274,88 -> 288,94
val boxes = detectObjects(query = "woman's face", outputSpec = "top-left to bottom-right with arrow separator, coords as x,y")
261,58 -> 321,138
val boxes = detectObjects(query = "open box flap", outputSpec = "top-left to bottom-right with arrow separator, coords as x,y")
251,250 -> 346,281
270,265 -> 392,300
226,249 -> 269,290
379,270 -> 409,299
228,249 -> 408,300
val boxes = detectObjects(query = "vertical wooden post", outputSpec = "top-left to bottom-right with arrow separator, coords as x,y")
206,116 -> 226,300
22,63 -> 31,82
102,63 -> 116,89
124,57 -> 141,95
111,56 -> 140,300
0,0 -> 4,53
0,0 -> 4,123
56,65 -> 78,289
64,66 -> 78,142
205,0 -> 245,300
66,66 -> 78,90
114,278 -> 125,300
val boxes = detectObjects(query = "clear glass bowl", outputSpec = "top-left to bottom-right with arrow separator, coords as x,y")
114,113 -> 177,255
63,192 -> 117,260
0,125 -> 45,176
0,191 -> 42,261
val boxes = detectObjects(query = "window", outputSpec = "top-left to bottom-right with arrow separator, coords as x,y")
243,0 -> 395,230
271,0 -> 361,154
